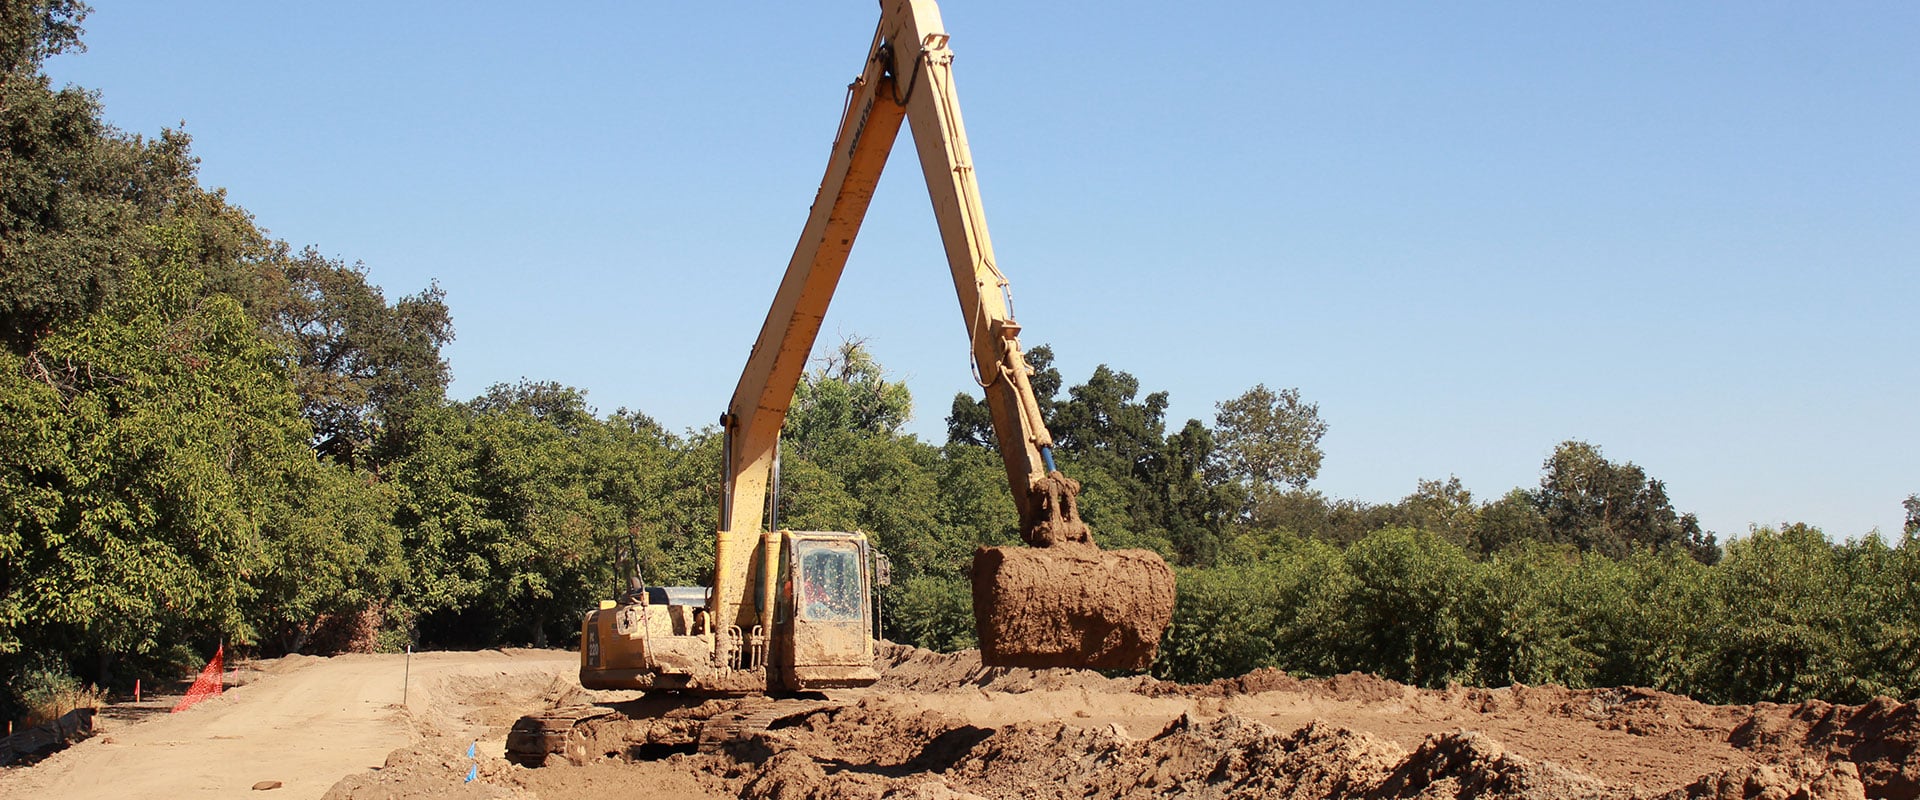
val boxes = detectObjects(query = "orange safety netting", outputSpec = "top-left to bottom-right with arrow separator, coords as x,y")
170,644 -> 224,713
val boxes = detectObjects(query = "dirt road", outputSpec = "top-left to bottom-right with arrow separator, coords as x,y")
0,649 -> 576,800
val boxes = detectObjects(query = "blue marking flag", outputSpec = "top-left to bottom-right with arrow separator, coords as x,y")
465,763 -> 478,783
467,741 -> 476,759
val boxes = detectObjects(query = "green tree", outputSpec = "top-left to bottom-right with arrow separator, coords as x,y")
1052,364 -> 1168,477
1904,494 -> 1918,535
884,576 -> 975,652
1472,488 -> 1550,556
928,440 -> 1020,568
384,401 -> 493,631
1153,534 -> 1350,682
1595,550 -> 1702,690
612,423 -> 716,590
0,11 -> 432,709
0,0 -> 86,74
768,455 -> 860,534
1533,440 -> 1719,563
1850,529 -> 1920,700
1468,544 -> 1600,687
1211,384 -> 1327,496
0,0 -> 206,354
270,248 -> 451,467
780,339 -> 945,579
786,337 -> 912,456
945,343 -> 1061,448
593,409 -> 684,591
1696,524 -> 1855,702
791,434 -> 943,580
1047,363 -> 1187,558
0,218 -> 317,686
1244,489 -> 1402,547
1159,419 -> 1235,564
1399,476 -> 1480,549
397,382 -> 635,647
948,346 -> 1205,561
251,460 -> 405,653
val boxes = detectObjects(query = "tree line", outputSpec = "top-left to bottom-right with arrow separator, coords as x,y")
5,1 -> 1917,723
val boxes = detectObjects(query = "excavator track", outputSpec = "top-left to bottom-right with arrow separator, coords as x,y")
505,705 -> 619,767
696,698 -> 841,753
507,698 -> 842,767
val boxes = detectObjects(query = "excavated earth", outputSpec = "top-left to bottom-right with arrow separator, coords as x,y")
322,645 -> 1920,800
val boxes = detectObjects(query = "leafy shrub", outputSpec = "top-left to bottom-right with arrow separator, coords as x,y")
8,654 -> 102,728
1154,533 -> 1350,683
1338,528 -> 1480,687
1469,544 -> 1599,687
884,576 -> 976,652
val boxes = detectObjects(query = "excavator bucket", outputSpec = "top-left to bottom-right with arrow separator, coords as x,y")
970,544 -> 1176,670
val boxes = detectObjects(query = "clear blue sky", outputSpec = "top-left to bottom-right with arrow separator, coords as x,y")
47,2 -> 1917,541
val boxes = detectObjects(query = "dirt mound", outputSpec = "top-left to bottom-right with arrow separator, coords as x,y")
1146,666 -> 1311,697
1375,729 -> 1614,799
1446,684 -> 1746,741
690,698 -> 1626,799
1658,758 -> 1868,800
852,649 -> 1920,798
1725,696 -> 1920,799
323,742 -> 517,800
1150,668 -> 1415,705
407,670 -> 592,738
933,712 -> 1415,799
874,642 -> 1151,695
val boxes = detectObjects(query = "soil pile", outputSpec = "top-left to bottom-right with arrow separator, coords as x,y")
874,642 -> 1152,694
323,667 -> 604,800
485,646 -> 1920,800
626,698 -> 1625,799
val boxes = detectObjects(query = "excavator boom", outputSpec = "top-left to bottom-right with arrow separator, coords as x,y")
717,0 -> 1174,670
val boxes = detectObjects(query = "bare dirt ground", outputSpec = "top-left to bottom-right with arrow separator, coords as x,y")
0,649 -> 577,799
5,645 -> 1916,800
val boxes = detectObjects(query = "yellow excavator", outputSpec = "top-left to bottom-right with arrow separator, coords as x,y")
578,0 -> 1175,695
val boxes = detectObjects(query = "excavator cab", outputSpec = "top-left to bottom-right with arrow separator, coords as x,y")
581,529 -> 879,694
776,533 -> 880,690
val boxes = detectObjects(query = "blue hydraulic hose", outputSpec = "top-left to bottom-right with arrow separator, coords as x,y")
1040,445 -> 1057,474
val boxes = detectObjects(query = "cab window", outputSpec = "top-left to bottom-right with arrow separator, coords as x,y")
795,540 -> 863,623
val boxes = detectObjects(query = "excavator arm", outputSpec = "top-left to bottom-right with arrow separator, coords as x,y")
713,0 -> 1171,670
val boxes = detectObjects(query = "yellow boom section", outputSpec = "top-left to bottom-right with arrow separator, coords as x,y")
713,0 -> 1173,670
714,0 -> 1053,632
